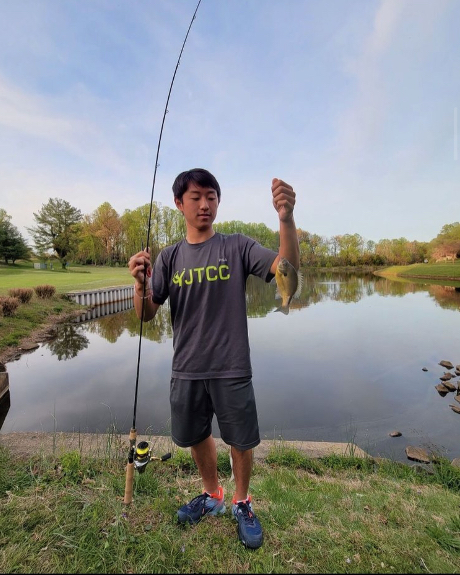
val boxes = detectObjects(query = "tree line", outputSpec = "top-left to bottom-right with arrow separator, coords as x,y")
0,198 -> 459,269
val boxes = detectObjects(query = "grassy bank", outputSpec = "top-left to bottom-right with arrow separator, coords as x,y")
377,262 -> 460,282
0,293 -> 82,354
0,263 -> 133,359
0,438 -> 460,573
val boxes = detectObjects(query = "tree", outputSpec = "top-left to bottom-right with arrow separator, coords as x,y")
121,204 -> 151,263
92,202 -> 123,265
0,209 -> 30,264
429,222 -> 460,262
28,198 -> 82,269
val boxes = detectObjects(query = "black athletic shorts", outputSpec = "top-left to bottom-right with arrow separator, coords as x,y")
170,376 -> 260,451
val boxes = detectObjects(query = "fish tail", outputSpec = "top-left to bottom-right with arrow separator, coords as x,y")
275,305 -> 290,315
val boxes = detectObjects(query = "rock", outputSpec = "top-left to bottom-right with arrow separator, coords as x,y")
20,342 -> 40,351
439,360 -> 454,369
389,431 -> 402,437
450,404 -> 460,414
452,458 -> 460,468
455,370 -> 460,376
435,383 -> 449,395
442,381 -> 457,392
455,395 -> 460,405
456,365 -> 460,371
422,367 -> 428,372
440,373 -> 453,381
405,446 -> 430,464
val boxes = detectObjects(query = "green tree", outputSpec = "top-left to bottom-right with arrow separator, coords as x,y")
162,206 -> 186,247
27,198 -> 82,269
92,202 -> 123,265
0,209 -> 30,264
337,233 -> 364,265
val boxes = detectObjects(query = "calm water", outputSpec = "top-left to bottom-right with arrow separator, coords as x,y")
1,272 -> 460,463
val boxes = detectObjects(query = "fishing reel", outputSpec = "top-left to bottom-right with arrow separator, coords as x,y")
133,440 -> 171,473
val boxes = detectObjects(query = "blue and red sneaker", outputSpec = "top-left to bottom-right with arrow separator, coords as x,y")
177,486 -> 226,525
232,495 -> 263,549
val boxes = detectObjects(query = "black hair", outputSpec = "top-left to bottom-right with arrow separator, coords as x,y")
172,168 -> 221,202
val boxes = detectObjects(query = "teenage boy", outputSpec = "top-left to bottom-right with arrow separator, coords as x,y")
129,168 -> 299,549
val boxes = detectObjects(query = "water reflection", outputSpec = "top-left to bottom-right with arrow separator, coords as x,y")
45,324 -> 89,360
249,272 -> 460,317
2,272 -> 460,462
29,272 -> 460,369
74,298 -> 135,323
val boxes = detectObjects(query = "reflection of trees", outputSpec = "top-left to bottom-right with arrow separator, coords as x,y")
129,304 -> 173,343
86,313 -> 126,343
45,324 -> 90,360
249,271 -> 460,314
427,285 -> 460,311
373,274 -> 460,311
79,273 -> 460,346
85,304 -> 173,344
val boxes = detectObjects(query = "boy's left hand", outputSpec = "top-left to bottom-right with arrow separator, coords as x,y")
272,178 -> 296,222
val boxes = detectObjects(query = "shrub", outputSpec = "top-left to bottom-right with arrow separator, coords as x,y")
8,288 -> 34,304
0,296 -> 20,317
34,285 -> 56,299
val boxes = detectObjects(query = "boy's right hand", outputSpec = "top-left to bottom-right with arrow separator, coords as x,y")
128,248 -> 152,290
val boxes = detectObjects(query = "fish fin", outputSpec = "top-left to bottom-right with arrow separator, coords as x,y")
293,271 -> 303,299
275,305 -> 290,315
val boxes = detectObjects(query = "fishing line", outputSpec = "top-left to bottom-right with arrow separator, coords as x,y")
132,0 -> 202,431
124,0 -> 202,505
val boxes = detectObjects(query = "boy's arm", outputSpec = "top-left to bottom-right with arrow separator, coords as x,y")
270,178 -> 300,274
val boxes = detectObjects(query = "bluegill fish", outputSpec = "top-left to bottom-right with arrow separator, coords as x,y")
274,257 -> 302,315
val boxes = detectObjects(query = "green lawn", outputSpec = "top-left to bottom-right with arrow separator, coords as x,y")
1,441 -> 460,574
0,262 -> 133,295
379,262 -> 460,281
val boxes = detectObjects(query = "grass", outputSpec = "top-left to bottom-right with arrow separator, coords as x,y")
1,438 -> 460,574
0,293 -> 82,353
0,262 -> 133,296
378,262 -> 460,282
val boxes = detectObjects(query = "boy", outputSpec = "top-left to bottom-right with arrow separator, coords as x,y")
129,168 -> 299,548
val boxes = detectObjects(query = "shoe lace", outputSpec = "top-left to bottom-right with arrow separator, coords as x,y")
187,493 -> 208,511
237,501 -> 255,525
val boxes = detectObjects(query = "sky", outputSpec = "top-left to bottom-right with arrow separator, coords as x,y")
0,0 -> 459,247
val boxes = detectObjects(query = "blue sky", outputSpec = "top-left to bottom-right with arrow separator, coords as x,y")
0,0 -> 458,246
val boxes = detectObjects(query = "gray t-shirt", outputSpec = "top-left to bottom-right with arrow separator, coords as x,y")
151,232 -> 277,379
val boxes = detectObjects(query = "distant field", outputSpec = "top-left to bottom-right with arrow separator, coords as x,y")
380,262 -> 460,280
0,263 -> 133,295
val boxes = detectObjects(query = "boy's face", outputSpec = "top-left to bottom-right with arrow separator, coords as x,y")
175,182 -> 219,232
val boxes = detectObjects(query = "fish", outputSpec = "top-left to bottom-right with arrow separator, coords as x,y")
274,257 -> 302,315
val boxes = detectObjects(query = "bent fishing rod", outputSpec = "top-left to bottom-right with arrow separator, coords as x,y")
124,0 -> 202,505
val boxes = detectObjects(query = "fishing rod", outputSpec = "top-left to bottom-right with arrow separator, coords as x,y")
123,0 -> 202,505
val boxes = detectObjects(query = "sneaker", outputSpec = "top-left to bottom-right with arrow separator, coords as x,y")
177,486 -> 226,525
232,496 -> 263,549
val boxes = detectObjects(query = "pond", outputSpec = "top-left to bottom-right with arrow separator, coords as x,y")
1,271 -> 460,463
